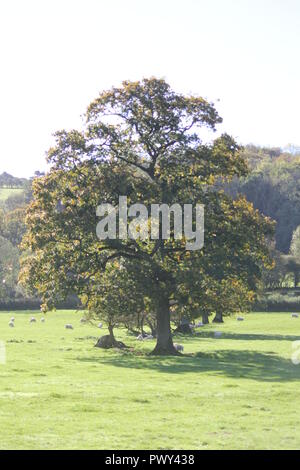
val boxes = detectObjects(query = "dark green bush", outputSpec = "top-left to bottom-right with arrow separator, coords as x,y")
253,292 -> 300,312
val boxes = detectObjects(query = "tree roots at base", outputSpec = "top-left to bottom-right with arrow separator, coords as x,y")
95,335 -> 127,349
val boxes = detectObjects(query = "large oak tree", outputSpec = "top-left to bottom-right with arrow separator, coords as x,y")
21,78 -> 274,355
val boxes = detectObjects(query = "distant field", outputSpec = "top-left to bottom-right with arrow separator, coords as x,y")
0,311 -> 300,450
0,188 -> 24,201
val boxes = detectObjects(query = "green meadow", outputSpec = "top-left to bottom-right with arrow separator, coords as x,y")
0,188 -> 24,201
0,311 -> 300,450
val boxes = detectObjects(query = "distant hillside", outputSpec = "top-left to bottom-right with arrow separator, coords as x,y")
0,172 -> 28,188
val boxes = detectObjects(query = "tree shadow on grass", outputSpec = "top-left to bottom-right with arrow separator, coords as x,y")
76,349 -> 300,383
177,332 -> 300,342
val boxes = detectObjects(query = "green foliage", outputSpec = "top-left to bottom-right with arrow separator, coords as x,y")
1,207 -> 26,247
82,262 -> 145,337
0,236 -> 19,299
281,255 -> 300,288
0,180 -> 32,303
242,144 -> 300,171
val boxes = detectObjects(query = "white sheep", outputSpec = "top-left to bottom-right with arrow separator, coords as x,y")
237,316 -> 245,321
41,317 -> 45,323
30,317 -> 36,323
65,324 -> 74,330
98,323 -> 103,329
9,321 -> 15,328
214,331 -> 222,338
292,313 -> 299,318
174,343 -> 184,352
10,317 -> 15,322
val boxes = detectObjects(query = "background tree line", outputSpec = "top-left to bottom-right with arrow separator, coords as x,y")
0,174 -> 79,309
225,145 -> 300,295
1,125 -> 300,314
0,172 -> 28,188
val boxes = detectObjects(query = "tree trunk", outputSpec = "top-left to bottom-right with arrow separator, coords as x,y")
147,319 -> 157,338
150,298 -> 179,355
202,312 -> 209,324
213,311 -> 224,323
108,325 -> 114,340
95,324 -> 127,349
140,314 -> 147,336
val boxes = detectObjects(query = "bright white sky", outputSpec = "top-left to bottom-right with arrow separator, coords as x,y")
0,0 -> 299,177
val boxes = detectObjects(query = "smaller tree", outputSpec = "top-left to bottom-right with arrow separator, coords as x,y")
82,262 -> 145,348
210,278 -> 254,323
174,276 -> 254,326
282,255 -> 300,288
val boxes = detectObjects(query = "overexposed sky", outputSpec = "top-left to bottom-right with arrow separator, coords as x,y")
0,0 -> 299,177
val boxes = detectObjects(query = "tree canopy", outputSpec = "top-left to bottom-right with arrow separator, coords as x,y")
21,78 -> 274,355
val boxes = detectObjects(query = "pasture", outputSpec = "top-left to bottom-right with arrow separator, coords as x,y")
0,188 -> 24,201
0,311 -> 300,450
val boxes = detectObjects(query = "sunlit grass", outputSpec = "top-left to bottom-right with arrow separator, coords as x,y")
0,310 -> 300,449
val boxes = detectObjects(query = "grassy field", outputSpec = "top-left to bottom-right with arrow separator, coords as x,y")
0,188 -> 24,201
0,311 -> 300,450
